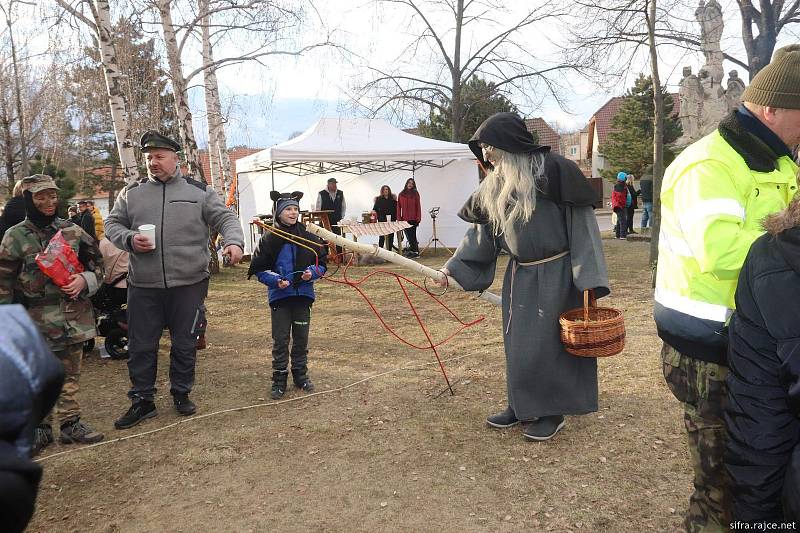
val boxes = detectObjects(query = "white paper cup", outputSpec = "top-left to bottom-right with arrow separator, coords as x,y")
138,224 -> 156,248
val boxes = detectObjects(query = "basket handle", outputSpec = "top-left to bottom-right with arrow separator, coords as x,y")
583,289 -> 596,324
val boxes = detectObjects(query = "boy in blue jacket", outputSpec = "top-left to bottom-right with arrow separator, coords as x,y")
248,193 -> 327,399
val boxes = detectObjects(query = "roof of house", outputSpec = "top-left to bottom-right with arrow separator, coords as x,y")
197,147 -> 262,182
523,117 -> 561,155
589,97 -> 624,148
588,93 -> 681,153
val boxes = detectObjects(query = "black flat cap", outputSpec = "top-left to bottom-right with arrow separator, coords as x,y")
140,130 -> 181,153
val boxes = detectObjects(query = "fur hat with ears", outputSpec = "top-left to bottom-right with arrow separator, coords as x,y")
270,190 -> 304,218
763,174 -> 800,235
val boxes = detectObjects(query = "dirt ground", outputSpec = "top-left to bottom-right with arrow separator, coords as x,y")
28,236 -> 690,532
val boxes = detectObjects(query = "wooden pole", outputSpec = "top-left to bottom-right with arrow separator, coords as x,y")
303,222 -> 501,307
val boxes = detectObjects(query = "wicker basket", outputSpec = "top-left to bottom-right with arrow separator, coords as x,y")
559,290 -> 625,357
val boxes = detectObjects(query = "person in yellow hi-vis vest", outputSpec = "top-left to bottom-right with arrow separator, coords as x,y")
655,45 -> 800,532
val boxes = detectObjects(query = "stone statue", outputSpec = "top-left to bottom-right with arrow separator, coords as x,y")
671,0 -> 748,146
726,70 -> 746,111
695,0 -> 725,83
677,66 -> 703,143
698,68 -> 729,136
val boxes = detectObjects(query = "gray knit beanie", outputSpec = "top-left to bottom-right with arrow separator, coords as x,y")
742,44 -> 800,109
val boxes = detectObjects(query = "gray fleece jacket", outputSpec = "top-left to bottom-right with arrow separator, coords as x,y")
104,170 -> 245,289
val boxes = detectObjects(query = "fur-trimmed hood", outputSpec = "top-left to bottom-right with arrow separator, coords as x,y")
764,182 -> 800,235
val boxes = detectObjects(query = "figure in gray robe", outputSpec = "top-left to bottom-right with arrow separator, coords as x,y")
441,112 -> 610,441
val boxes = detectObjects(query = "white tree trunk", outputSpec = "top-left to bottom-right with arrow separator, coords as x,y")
91,0 -> 140,185
158,0 -> 204,181
200,0 -> 223,198
5,12 -> 28,176
199,0 -> 234,202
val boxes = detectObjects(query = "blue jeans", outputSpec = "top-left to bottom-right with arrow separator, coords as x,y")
641,201 -> 653,228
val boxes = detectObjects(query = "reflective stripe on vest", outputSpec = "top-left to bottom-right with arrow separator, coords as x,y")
654,287 -> 732,323
659,230 -> 693,258
679,198 -> 746,230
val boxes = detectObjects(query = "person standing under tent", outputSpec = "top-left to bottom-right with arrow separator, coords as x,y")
372,184 -> 398,251
398,177 -> 421,258
315,177 -> 346,254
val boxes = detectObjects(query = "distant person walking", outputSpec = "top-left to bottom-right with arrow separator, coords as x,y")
625,175 -> 639,234
611,172 -> 628,240
639,168 -> 654,230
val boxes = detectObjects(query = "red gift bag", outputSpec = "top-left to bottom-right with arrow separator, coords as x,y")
35,230 -> 84,287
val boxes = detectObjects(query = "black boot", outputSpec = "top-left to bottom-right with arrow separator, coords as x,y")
32,423 -> 54,456
173,392 -> 197,416
271,370 -> 288,400
292,368 -> 315,393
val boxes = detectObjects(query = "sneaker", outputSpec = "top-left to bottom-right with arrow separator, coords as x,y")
522,415 -> 565,441
271,382 -> 286,400
114,400 -> 157,429
173,393 -> 197,416
486,406 -> 520,429
60,418 -> 104,444
296,378 -> 315,393
32,423 -> 54,456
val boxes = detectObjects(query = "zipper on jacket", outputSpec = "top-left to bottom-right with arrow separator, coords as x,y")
161,182 -> 167,288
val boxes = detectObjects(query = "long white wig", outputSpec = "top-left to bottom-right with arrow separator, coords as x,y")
476,148 -> 546,235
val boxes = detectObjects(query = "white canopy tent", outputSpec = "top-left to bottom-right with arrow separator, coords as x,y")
236,117 -> 479,254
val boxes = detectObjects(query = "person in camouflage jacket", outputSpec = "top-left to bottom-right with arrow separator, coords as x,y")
0,175 -> 105,452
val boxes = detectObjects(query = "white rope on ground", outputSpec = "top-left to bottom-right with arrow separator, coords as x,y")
36,352 -> 478,463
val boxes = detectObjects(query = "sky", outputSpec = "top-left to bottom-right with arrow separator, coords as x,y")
193,0 -> 766,149
12,0 -> 800,151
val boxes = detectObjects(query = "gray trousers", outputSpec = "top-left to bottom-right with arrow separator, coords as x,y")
271,301 -> 311,372
126,279 -> 209,401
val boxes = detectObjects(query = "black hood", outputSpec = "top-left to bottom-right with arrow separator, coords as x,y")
468,112 -> 549,169
23,190 -> 57,228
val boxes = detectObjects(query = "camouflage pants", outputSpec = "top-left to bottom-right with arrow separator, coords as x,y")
662,343 -> 731,533
45,342 -> 83,427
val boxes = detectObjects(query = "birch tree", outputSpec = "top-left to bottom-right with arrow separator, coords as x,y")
152,0 -> 334,190
200,0 -> 226,198
157,0 -> 204,180
54,0 -> 141,184
0,0 -> 29,176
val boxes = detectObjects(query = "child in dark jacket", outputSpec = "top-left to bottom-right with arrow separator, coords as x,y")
611,172 -> 629,239
248,194 -> 327,399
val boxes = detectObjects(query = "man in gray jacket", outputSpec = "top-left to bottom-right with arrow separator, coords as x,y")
105,131 -> 244,429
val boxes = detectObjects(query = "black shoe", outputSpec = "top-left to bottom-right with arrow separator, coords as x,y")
271,370 -> 288,400
486,406 -> 520,429
271,382 -> 286,400
115,400 -> 157,429
32,423 -> 54,456
292,369 -> 315,393
60,418 -> 104,444
173,393 -> 197,416
522,415 -> 565,441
